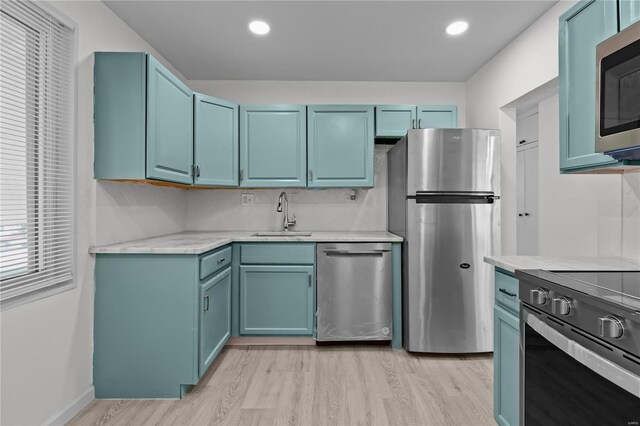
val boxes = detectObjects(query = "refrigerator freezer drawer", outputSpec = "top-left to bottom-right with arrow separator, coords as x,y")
316,243 -> 392,341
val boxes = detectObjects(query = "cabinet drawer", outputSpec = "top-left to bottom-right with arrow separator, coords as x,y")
200,246 -> 232,280
495,271 -> 519,314
239,243 -> 315,265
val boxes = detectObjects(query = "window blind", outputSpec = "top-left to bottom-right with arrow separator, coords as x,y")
0,0 -> 74,305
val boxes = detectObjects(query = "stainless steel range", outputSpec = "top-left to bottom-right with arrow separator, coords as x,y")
517,270 -> 640,425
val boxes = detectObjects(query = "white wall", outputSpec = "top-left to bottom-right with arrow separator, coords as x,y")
188,146 -> 389,231
0,2 -> 189,424
186,80 -> 466,232
537,95 -> 624,256
466,0 -> 574,255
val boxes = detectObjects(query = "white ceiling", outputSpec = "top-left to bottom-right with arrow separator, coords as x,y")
104,0 -> 558,82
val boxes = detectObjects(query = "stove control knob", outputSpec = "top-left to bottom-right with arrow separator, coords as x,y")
551,297 -> 572,316
598,316 -> 624,339
530,288 -> 549,305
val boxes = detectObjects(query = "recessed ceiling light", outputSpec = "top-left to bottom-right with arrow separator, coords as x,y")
249,20 -> 270,35
446,21 -> 469,36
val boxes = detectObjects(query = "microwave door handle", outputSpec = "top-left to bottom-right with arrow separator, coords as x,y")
524,312 -> 640,398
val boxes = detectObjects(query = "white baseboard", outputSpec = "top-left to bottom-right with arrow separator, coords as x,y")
45,386 -> 94,426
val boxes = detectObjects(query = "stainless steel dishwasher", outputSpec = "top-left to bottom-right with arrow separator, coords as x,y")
316,243 -> 392,342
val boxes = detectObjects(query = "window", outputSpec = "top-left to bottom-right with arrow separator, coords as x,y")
0,0 -> 74,307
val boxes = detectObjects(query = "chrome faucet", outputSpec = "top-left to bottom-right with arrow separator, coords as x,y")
276,191 -> 296,231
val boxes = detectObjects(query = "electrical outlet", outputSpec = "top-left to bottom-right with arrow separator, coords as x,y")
241,192 -> 254,206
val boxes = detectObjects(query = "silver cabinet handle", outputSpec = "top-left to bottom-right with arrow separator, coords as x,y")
308,274 -> 312,287
240,169 -> 244,181
325,250 -> 389,256
309,170 -> 313,181
418,118 -> 422,128
190,164 -> 195,177
412,119 -> 416,129
196,165 -> 200,177
217,257 -> 225,264
203,295 -> 209,311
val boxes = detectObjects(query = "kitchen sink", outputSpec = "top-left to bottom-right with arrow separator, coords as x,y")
252,231 -> 312,237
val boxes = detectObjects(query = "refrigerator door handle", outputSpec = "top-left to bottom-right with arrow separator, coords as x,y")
415,191 -> 495,197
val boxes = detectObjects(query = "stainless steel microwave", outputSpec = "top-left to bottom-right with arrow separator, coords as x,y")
596,20 -> 640,160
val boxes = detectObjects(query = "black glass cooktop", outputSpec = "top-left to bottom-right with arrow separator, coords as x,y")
545,271 -> 640,311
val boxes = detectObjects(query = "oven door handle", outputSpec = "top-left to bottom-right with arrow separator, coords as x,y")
524,311 -> 640,398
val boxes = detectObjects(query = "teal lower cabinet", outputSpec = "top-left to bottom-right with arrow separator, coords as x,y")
239,265 -> 314,335
493,269 -> 520,426
199,267 -> 231,376
620,0 -> 640,29
233,243 -> 316,337
94,245 -> 232,398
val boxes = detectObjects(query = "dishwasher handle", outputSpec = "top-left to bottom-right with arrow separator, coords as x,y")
324,249 -> 390,256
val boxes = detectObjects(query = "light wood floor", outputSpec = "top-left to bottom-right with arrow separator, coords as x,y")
69,346 -> 494,426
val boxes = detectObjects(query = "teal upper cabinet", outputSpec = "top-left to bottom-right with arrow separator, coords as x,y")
94,52 -> 147,180
375,105 -> 458,138
375,105 -> 417,138
146,56 -> 193,184
417,105 -> 458,129
559,0 -> 618,172
194,94 -> 239,187
94,52 -> 194,184
307,105 -> 375,188
620,0 -> 640,29
240,105 -> 307,188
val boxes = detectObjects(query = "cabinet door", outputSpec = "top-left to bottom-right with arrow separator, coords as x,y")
416,105 -> 458,128
194,94 -> 239,187
239,265 -> 314,336
516,150 -> 527,255
146,55 -> 194,184
307,105 -> 374,188
559,0 -> 618,172
620,0 -> 640,29
524,147 -> 539,255
239,105 -> 306,188
517,146 -> 539,256
494,305 -> 520,426
516,113 -> 538,146
199,267 -> 231,377
375,105 -> 417,138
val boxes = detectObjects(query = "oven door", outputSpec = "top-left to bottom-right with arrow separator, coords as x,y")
596,21 -> 640,156
520,306 -> 640,425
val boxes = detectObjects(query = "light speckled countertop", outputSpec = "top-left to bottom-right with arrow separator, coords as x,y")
89,231 -> 403,254
484,255 -> 640,274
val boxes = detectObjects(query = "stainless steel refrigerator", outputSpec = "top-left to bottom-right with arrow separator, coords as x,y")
388,129 -> 501,353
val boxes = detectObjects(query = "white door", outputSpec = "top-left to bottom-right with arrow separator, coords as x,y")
516,145 -> 539,255
524,146 -> 539,254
